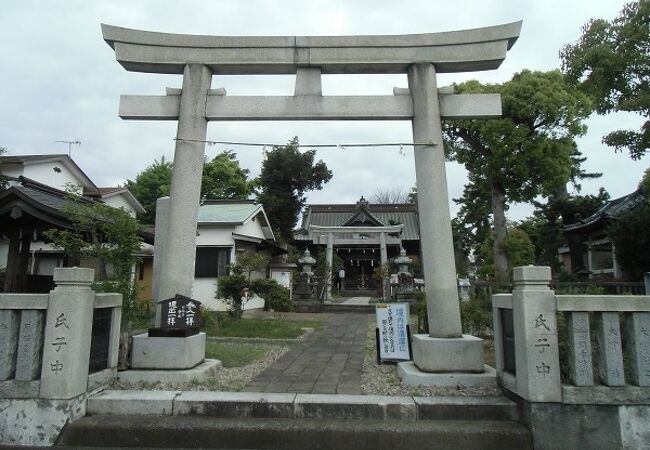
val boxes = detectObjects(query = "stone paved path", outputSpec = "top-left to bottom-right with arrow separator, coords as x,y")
340,296 -> 372,305
243,313 -> 370,394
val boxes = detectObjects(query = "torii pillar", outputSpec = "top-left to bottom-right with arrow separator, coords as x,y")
102,21 -> 521,383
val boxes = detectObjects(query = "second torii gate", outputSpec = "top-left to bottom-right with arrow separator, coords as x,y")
102,21 -> 521,379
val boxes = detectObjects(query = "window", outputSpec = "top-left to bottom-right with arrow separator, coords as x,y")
195,247 -> 231,278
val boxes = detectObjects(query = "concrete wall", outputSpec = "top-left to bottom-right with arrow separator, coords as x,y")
520,400 -> 650,450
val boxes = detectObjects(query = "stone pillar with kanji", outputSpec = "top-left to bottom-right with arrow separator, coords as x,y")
512,266 -> 561,402
40,268 -> 95,399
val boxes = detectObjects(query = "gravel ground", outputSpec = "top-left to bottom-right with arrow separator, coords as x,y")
110,344 -> 290,392
111,320 -> 502,396
360,321 -> 503,397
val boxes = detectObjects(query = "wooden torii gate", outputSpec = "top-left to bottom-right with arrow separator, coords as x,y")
102,21 -> 521,377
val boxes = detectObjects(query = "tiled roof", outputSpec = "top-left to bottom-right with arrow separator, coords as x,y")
564,189 -> 646,233
197,201 -> 262,224
295,202 -> 419,241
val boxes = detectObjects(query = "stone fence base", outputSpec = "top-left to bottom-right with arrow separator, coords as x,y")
517,397 -> 650,450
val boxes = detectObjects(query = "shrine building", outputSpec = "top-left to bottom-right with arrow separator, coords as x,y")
293,197 -> 420,294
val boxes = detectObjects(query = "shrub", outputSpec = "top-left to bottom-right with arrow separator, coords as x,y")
460,292 -> 493,338
250,278 -> 293,312
414,290 -> 428,333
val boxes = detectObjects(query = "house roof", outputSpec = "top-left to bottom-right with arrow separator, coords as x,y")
197,200 -> 276,241
0,177 -> 154,244
93,187 -> 146,215
198,201 -> 262,224
564,189 -> 646,234
0,177 -> 93,230
295,198 -> 419,241
0,154 -> 99,194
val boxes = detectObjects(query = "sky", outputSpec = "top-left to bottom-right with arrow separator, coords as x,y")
1,0 -> 646,222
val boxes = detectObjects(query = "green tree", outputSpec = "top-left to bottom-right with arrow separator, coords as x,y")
127,151 -> 253,224
44,198 -> 143,320
518,189 -> 609,271
444,70 -> 592,285
477,228 -> 535,281
608,168 -> 650,279
561,0 -> 650,160
201,150 -> 254,200
125,157 -> 173,224
256,137 -> 332,242
217,251 -> 270,319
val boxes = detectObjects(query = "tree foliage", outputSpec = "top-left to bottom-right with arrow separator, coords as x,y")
445,70 -> 593,284
477,228 -> 535,280
201,150 -> 254,200
518,189 -> 610,271
44,198 -> 143,317
256,137 -> 332,242
561,0 -> 650,159
608,202 -> 650,280
217,252 -> 274,319
126,151 -> 253,224
125,157 -> 173,224
608,168 -> 650,279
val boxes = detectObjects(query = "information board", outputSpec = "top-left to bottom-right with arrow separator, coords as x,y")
375,303 -> 411,362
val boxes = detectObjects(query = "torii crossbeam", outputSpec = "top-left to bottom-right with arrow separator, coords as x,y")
102,21 -> 521,378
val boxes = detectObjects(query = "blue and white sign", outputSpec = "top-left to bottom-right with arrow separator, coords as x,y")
375,303 -> 411,362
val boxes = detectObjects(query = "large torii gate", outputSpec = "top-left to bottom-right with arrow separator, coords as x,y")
102,22 -> 521,378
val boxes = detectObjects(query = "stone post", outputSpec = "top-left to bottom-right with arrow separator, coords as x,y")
408,63 -> 461,338
153,196 -> 170,326
326,232 -> 333,300
379,232 -> 388,266
157,64 -> 212,300
40,268 -> 95,399
512,266 -> 561,402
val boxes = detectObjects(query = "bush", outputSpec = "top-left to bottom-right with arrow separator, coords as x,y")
460,292 -> 493,338
250,278 -> 293,312
217,273 -> 248,319
413,290 -> 428,333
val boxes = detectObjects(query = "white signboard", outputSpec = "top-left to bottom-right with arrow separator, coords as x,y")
375,303 -> 411,362
271,271 -> 291,288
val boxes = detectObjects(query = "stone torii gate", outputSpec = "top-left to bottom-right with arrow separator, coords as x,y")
102,21 -> 521,380
309,223 -> 405,298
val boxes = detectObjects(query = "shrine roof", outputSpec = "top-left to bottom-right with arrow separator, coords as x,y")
564,189 -> 646,234
295,202 -> 419,241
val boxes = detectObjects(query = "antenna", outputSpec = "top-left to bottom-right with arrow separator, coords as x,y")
55,140 -> 81,157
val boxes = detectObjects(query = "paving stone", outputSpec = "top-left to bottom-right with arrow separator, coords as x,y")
245,312 -> 369,394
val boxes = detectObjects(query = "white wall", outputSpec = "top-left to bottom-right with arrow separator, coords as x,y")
22,162 -> 83,193
192,278 -> 264,311
236,217 -> 267,240
102,194 -> 137,217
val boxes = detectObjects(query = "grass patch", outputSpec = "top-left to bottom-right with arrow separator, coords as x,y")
203,315 -> 319,339
205,341 -> 277,368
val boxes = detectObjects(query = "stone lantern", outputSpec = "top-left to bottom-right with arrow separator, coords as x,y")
298,249 -> 316,277
394,247 -> 415,300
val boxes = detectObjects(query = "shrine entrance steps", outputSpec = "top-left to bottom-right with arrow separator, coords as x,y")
322,296 -> 376,313
55,392 -> 533,449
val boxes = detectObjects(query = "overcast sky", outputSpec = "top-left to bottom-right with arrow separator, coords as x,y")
1,0 -> 646,221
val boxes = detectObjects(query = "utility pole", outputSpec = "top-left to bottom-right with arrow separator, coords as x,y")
55,140 -> 81,157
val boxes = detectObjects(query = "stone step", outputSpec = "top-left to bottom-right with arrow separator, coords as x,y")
321,304 -> 376,313
57,415 -> 533,449
86,391 -> 519,422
